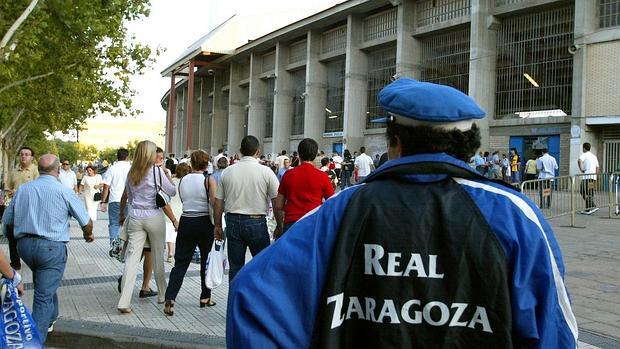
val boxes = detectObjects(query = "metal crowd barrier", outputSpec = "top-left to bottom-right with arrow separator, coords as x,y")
520,172 -> 620,227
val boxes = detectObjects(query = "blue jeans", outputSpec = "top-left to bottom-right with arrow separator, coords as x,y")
108,202 -> 127,243
511,170 -> 521,184
225,214 -> 270,282
17,237 -> 67,344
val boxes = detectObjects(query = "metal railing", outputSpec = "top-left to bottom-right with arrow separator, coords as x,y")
520,172 -> 620,227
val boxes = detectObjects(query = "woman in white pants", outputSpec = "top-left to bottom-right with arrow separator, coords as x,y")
117,140 -> 177,313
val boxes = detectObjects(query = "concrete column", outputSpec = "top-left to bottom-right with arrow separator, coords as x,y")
175,87 -> 186,156
468,0 -> 496,151
272,42 -> 294,155
343,14 -> 368,153
194,77 -> 209,151
570,0 -> 598,175
166,74 -> 176,151
396,0 -> 421,79
248,52 -> 267,143
304,30 -> 327,142
228,61 -> 248,155
211,70 -> 228,156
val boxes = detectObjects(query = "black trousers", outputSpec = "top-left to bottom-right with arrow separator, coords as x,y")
580,179 -> 596,209
4,224 -> 20,266
164,215 -> 214,301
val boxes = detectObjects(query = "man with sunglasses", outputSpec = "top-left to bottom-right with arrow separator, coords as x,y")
58,160 -> 78,193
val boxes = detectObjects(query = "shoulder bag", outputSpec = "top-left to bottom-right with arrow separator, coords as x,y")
154,167 -> 170,208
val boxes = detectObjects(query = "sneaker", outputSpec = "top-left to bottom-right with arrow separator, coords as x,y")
587,207 -> 600,215
616,207 -> 620,216
139,289 -> 158,298
48,320 -> 56,333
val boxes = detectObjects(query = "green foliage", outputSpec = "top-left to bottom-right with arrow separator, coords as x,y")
98,147 -> 118,164
0,0 -> 156,151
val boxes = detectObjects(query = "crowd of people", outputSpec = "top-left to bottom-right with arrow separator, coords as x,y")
1,78 -> 614,348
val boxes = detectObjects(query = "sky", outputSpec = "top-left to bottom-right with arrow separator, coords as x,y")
79,0 -> 343,149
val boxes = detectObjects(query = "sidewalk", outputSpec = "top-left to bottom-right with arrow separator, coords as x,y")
1,209 -> 619,348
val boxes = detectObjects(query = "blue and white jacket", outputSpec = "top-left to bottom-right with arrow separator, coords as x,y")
227,153 -> 578,349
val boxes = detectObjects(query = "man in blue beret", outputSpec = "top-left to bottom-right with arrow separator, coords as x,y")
226,78 -> 578,348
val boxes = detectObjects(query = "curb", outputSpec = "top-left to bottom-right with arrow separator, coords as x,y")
46,319 -> 226,349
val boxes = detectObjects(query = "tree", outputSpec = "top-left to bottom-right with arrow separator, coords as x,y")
98,147 -> 119,164
0,0 -> 155,182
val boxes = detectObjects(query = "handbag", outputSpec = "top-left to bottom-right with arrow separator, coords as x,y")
93,192 -> 102,201
0,279 -> 43,348
205,239 -> 228,289
153,167 -> 170,208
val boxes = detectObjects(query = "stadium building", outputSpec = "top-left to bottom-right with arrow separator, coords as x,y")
161,0 -> 620,175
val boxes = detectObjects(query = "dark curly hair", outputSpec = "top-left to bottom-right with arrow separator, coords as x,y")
386,122 -> 481,162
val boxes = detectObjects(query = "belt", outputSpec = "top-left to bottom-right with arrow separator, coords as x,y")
227,213 -> 266,219
20,234 -> 44,239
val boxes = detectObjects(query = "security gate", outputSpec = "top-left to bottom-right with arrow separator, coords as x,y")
603,140 -> 620,173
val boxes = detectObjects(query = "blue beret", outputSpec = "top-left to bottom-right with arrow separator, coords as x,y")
376,78 -> 485,124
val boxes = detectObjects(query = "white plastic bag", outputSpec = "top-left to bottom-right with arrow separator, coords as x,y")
205,239 -> 228,289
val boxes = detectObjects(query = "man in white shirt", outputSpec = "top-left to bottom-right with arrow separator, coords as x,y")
354,146 -> 375,182
179,154 -> 190,164
577,142 -> 600,214
213,148 -> 227,166
536,149 -> 558,209
58,160 -> 78,193
275,150 -> 289,171
213,135 -> 280,281
100,149 -> 132,243
332,152 -> 343,180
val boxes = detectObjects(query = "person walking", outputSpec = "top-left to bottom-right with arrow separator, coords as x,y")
226,78 -> 578,349
101,149 -> 132,246
165,163 -> 189,263
501,153 -> 510,182
80,165 -> 103,221
510,148 -> 521,184
537,148 -> 558,209
58,160 -> 78,193
3,146 -> 39,270
2,154 -> 94,344
76,168 -> 84,193
577,142 -> 600,215
274,138 -> 334,237
473,151 -> 485,175
354,147 -> 374,182
275,150 -> 289,171
341,149 -> 354,188
489,151 -> 502,179
290,151 -> 300,167
332,152 -> 342,179
163,150 -> 217,316
277,158 -> 291,181
525,155 -> 538,181
117,140 -> 176,313
213,135 -> 280,281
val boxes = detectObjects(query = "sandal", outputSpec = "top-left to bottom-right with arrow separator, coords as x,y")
164,300 -> 175,316
200,299 -> 216,308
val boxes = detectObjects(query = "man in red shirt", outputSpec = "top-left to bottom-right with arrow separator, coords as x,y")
274,138 -> 335,238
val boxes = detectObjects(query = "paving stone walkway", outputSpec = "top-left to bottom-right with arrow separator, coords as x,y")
1,207 -> 619,348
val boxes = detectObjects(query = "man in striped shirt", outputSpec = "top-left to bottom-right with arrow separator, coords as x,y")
2,154 -> 94,344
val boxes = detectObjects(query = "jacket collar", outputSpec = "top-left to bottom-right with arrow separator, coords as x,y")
362,153 -> 484,183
